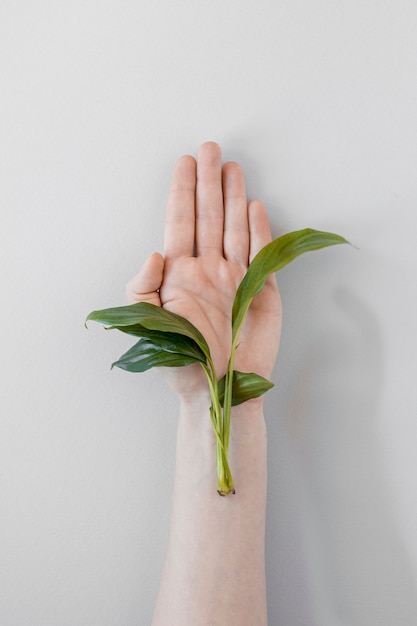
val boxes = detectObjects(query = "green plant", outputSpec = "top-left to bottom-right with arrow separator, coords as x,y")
86,228 -> 348,495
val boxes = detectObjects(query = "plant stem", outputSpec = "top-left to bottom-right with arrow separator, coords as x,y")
202,361 -> 235,496
223,342 -> 237,455
217,304 -> 254,495
203,300 -> 256,495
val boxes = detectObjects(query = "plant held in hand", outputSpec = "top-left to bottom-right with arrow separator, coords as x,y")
86,228 -> 348,496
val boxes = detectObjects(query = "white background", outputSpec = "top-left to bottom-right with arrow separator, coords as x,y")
1,1 -> 417,624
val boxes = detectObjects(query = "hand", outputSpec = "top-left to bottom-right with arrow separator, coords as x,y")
126,142 -> 282,400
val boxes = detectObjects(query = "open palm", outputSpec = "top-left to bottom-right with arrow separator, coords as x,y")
126,143 -> 282,397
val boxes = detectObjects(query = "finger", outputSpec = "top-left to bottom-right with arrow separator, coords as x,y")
164,155 -> 196,259
126,252 -> 164,305
248,200 -> 272,260
222,162 -> 249,266
195,142 -> 224,257
248,200 -> 278,289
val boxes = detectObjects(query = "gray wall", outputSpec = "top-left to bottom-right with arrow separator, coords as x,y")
1,1 -> 417,624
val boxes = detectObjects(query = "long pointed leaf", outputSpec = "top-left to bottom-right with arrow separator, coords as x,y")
218,370 -> 274,406
86,301 -> 211,359
112,338 -> 202,373
232,229 -> 349,338
106,325 -> 206,363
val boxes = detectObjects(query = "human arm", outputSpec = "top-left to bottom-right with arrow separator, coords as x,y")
126,142 -> 282,625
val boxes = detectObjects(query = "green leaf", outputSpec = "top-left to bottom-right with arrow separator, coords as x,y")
232,228 -> 349,339
106,326 -> 207,363
86,301 -> 211,359
218,370 -> 274,406
112,338 -> 202,373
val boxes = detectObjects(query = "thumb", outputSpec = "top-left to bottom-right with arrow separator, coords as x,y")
125,252 -> 165,305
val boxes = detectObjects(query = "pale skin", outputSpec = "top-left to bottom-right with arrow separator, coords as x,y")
126,142 -> 282,626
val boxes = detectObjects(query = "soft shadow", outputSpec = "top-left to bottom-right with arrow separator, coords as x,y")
266,260 -> 417,625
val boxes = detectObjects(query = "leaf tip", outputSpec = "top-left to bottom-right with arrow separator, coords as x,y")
85,311 -> 96,329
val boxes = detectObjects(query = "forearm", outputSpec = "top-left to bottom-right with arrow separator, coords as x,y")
152,394 -> 268,626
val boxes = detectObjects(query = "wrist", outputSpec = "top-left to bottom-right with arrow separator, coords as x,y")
176,397 -> 268,497
178,393 -> 267,447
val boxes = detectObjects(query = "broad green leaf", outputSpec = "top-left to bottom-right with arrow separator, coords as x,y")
218,370 -> 274,406
106,325 -> 206,363
86,301 -> 210,359
112,338 -> 202,373
232,229 -> 349,339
